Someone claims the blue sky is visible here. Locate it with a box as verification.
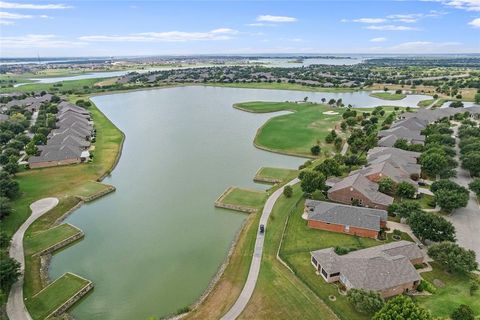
[0,0,479,57]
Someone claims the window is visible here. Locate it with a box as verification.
[345,225,350,232]
[311,256,318,266]
[321,268,328,278]
[330,272,340,277]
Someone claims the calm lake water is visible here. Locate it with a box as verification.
[48,86,431,320]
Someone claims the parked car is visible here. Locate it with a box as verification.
[418,181,426,186]
[259,224,265,233]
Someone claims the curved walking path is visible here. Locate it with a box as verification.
[221,178,299,320]
[7,197,59,320]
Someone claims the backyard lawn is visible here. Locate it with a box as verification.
[68,180,114,199]
[218,187,267,210]
[254,167,299,184]
[27,273,90,320]
[234,101,344,157]
[415,262,480,318]
[369,92,407,100]
[417,98,436,107]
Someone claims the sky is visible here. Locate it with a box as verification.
[0,0,479,57]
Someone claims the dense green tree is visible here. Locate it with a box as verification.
[0,230,10,249]
[428,242,478,274]
[0,254,21,291]
[0,196,12,219]
[469,179,480,196]
[283,185,293,198]
[314,158,342,177]
[347,289,384,314]
[372,295,432,320]
[310,145,321,156]
[378,177,396,195]
[396,182,416,199]
[461,151,480,176]
[299,170,326,194]
[0,172,20,199]
[451,304,475,320]
[3,162,19,175]
[409,211,455,242]
[434,189,469,213]
[420,152,455,178]
[450,101,464,108]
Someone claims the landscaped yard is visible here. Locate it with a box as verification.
[415,262,480,318]
[68,180,114,199]
[234,101,344,157]
[24,223,81,255]
[254,167,299,184]
[27,273,90,320]
[369,92,407,100]
[417,98,436,107]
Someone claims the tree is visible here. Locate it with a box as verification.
[431,179,463,193]
[469,178,480,196]
[283,185,293,198]
[461,151,480,176]
[434,189,469,213]
[475,93,480,104]
[451,304,475,320]
[0,172,20,199]
[310,145,321,156]
[0,230,10,249]
[3,162,19,175]
[378,177,395,195]
[0,196,12,219]
[299,170,325,194]
[25,141,38,156]
[409,211,455,242]
[393,201,423,219]
[427,242,478,274]
[314,158,342,177]
[372,295,432,320]
[0,254,21,291]
[347,289,384,314]
[450,101,464,108]
[396,182,416,199]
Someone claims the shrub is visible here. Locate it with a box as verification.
[283,186,293,198]
[310,145,321,155]
[417,279,437,293]
[451,304,475,320]
[334,246,351,255]
[347,288,384,314]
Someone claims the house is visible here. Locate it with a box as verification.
[378,126,425,146]
[305,200,387,239]
[28,144,83,168]
[310,241,424,298]
[327,173,394,209]
[351,161,418,187]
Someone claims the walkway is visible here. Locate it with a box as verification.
[220,178,299,320]
[446,123,480,264]
[7,197,59,320]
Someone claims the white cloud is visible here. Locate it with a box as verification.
[371,41,464,53]
[0,19,12,24]
[0,11,33,19]
[246,22,275,27]
[433,0,480,11]
[468,17,480,27]
[0,1,71,9]
[365,24,417,30]
[256,15,297,22]
[79,28,239,42]
[370,37,387,42]
[0,34,86,48]
[353,18,387,23]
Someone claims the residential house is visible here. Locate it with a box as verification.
[310,240,424,298]
[305,200,387,239]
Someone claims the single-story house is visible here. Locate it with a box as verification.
[305,200,387,239]
[352,161,418,187]
[310,240,424,298]
[28,144,83,169]
[327,173,394,210]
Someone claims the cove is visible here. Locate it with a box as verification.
[48,86,431,320]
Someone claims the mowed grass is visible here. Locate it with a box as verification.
[417,98,436,107]
[415,262,480,317]
[27,273,90,320]
[279,192,414,320]
[369,92,407,100]
[254,167,299,183]
[208,82,357,93]
[24,223,81,256]
[220,187,267,209]
[0,78,108,94]
[240,184,338,319]
[68,180,113,199]
[234,101,344,157]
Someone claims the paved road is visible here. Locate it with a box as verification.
[221,178,300,320]
[7,197,59,320]
[446,124,480,264]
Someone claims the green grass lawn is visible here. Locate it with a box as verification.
[234,101,344,157]
[24,224,81,256]
[208,82,358,93]
[68,180,113,199]
[219,187,267,209]
[416,194,436,209]
[254,167,299,183]
[417,99,436,107]
[415,262,480,318]
[27,273,90,320]
[369,92,407,100]
[0,78,108,94]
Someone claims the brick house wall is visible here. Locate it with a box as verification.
[29,158,81,169]
[328,187,389,210]
[378,281,420,298]
[307,220,379,239]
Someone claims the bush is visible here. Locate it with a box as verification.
[347,288,384,314]
[428,242,478,274]
[417,279,437,293]
[451,304,475,320]
[310,145,321,155]
[283,185,293,198]
[334,246,351,255]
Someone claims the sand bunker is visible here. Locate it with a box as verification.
[323,111,339,115]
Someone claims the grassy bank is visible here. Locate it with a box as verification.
[207,82,358,93]
[369,92,407,100]
[234,101,344,157]
[254,167,299,184]
[417,98,436,107]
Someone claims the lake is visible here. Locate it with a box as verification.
[48,86,431,320]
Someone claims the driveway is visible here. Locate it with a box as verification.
[446,124,480,264]
[7,197,59,320]
[220,179,299,320]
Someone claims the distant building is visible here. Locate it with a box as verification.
[310,241,424,298]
